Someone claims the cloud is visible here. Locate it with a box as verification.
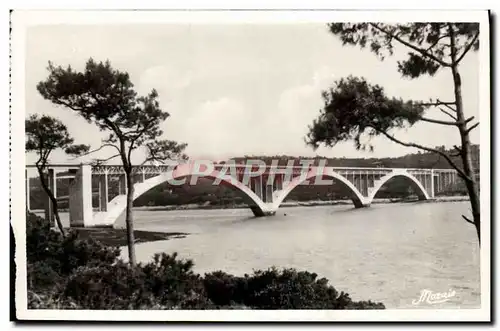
[177,97,255,158]
[270,67,337,154]
[25,24,480,163]
[136,65,193,96]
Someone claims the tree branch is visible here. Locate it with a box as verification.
[103,117,123,139]
[126,120,155,163]
[439,107,458,121]
[374,128,470,180]
[49,99,86,112]
[456,32,479,64]
[125,119,155,140]
[425,34,450,52]
[466,122,479,133]
[465,116,475,123]
[70,143,120,159]
[419,100,456,108]
[142,145,163,165]
[420,116,458,126]
[92,153,121,166]
[442,103,457,112]
[141,157,162,166]
[462,214,475,225]
[369,23,452,67]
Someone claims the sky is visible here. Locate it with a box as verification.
[25,23,480,164]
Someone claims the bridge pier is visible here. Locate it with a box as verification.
[357,201,371,208]
[250,205,276,217]
[430,169,435,198]
[264,184,273,203]
[98,172,108,212]
[69,164,93,227]
[118,174,127,195]
[253,176,263,201]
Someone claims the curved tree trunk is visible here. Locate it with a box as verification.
[36,167,65,236]
[449,27,480,244]
[452,75,481,244]
[124,171,137,266]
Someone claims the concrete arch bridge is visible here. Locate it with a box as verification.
[26,162,459,228]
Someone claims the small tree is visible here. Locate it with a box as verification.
[37,59,187,265]
[25,114,89,235]
[306,23,481,244]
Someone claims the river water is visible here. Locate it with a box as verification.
[117,201,480,309]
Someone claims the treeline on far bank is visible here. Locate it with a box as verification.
[28,146,477,209]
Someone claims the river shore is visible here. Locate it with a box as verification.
[31,196,469,215]
[131,195,470,212]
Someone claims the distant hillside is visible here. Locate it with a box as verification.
[230,144,480,170]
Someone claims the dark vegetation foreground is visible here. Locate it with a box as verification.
[25,212,385,310]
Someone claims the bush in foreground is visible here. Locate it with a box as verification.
[26,211,120,291]
[25,212,385,310]
[203,269,385,309]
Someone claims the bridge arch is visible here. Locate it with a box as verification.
[272,168,368,209]
[99,163,272,228]
[367,170,430,203]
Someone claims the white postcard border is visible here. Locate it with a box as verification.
[10,9,491,321]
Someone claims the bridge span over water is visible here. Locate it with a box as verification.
[26,162,459,228]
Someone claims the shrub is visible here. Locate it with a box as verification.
[26,211,120,296]
[203,271,244,306]
[27,261,63,291]
[61,261,154,309]
[203,268,385,309]
[28,290,81,309]
[56,231,120,274]
[141,253,209,309]
[26,211,60,264]
[243,268,349,309]
[26,212,120,277]
[60,253,213,310]
[346,300,386,309]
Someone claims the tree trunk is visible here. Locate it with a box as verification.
[449,28,480,244]
[453,75,481,244]
[124,171,137,266]
[36,167,65,236]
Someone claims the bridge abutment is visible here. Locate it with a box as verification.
[69,164,94,227]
